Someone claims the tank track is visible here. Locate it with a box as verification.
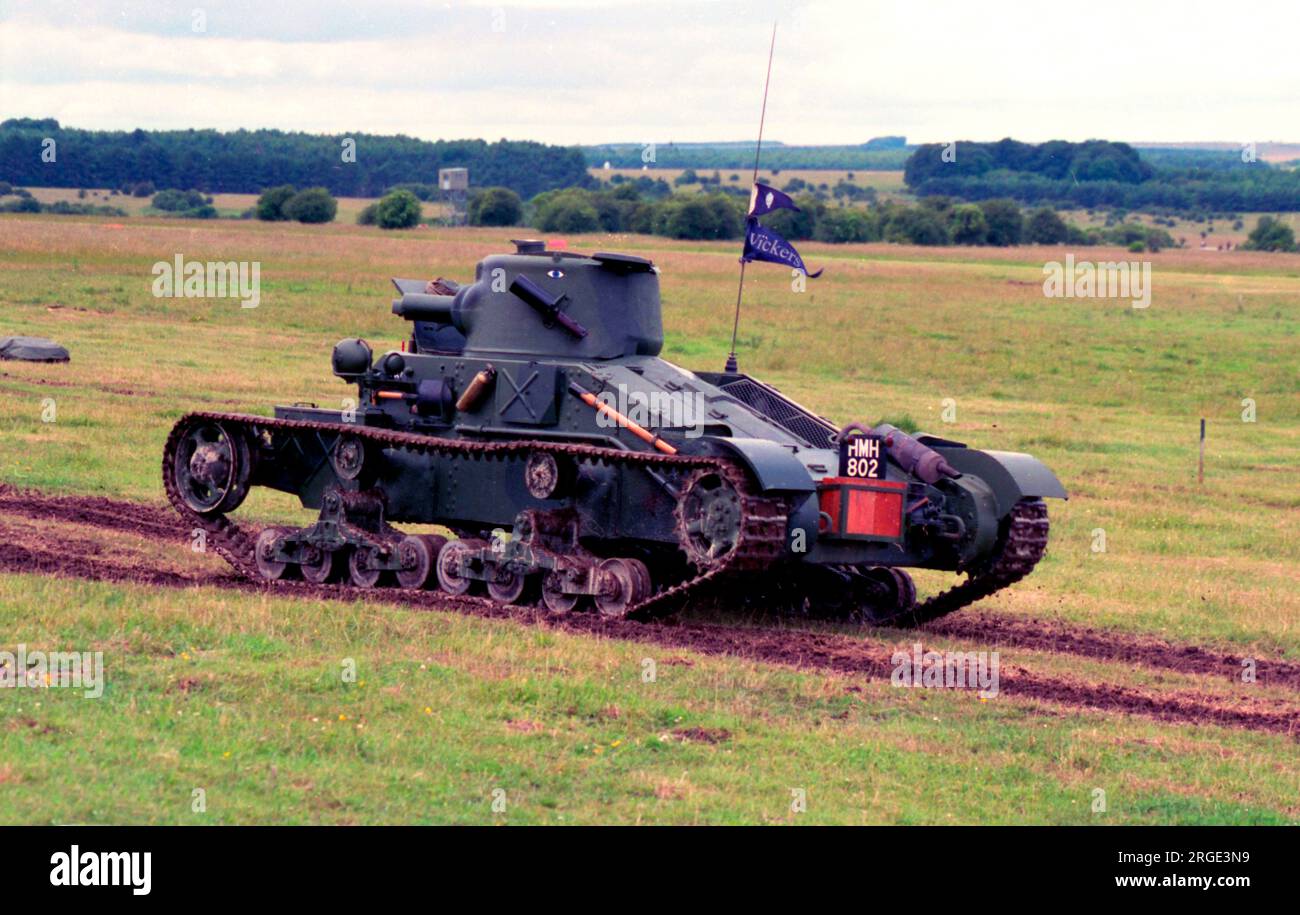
[887,497,1050,627]
[162,411,789,619]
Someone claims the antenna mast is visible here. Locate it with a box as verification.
[725,21,777,375]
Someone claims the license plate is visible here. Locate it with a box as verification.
[839,432,885,479]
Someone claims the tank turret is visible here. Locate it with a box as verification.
[391,240,663,359]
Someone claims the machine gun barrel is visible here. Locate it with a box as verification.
[392,292,456,323]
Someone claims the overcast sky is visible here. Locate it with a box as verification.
[1,0,1295,146]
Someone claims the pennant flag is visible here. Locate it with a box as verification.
[748,182,800,218]
[741,218,822,277]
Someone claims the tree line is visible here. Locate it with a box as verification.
[0,118,591,200]
[583,140,911,171]
[904,138,1300,214]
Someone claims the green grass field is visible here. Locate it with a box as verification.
[0,214,1297,824]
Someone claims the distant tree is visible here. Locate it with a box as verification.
[256,185,297,221]
[1242,215,1297,252]
[1025,207,1068,244]
[655,194,744,240]
[949,203,988,245]
[814,207,878,243]
[919,195,955,215]
[1,117,60,131]
[282,187,338,223]
[356,202,379,226]
[543,199,602,233]
[884,206,951,245]
[152,188,211,214]
[978,198,1024,246]
[674,168,700,187]
[0,196,41,213]
[131,181,156,198]
[467,187,523,226]
[375,189,422,229]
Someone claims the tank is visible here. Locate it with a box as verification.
[162,240,1066,624]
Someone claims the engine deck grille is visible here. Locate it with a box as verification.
[717,376,838,448]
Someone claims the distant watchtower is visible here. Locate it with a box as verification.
[439,167,469,225]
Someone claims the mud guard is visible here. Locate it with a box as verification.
[712,438,816,493]
[712,438,817,558]
[934,447,1067,517]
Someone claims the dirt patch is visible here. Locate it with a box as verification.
[0,486,188,544]
[171,676,207,695]
[671,727,731,744]
[0,537,236,590]
[928,612,1300,693]
[505,719,543,733]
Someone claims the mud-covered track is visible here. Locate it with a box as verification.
[2,485,1297,738]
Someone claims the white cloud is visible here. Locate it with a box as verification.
[1,0,1296,144]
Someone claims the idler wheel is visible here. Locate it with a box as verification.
[174,420,251,516]
[541,561,583,614]
[486,562,535,604]
[675,470,744,566]
[300,544,340,584]
[593,557,651,619]
[254,527,292,581]
[396,534,445,590]
[436,539,484,596]
[348,546,385,589]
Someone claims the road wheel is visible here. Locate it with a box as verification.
[436,539,482,596]
[348,546,385,589]
[396,534,445,590]
[486,562,535,604]
[254,527,291,581]
[300,544,340,584]
[593,557,650,618]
